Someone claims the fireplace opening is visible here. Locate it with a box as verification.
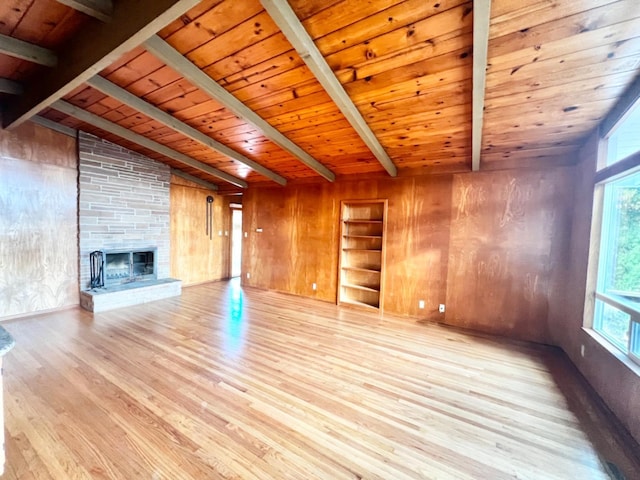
[102,248,157,286]
[132,251,155,276]
[106,253,129,281]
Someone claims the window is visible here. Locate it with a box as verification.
[591,99,640,366]
[606,102,640,166]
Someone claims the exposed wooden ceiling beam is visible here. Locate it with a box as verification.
[87,75,287,186]
[2,0,200,130]
[171,168,219,191]
[144,35,336,182]
[52,100,248,188]
[0,33,57,67]
[0,78,24,95]
[30,115,77,137]
[260,0,397,178]
[56,0,113,23]
[471,0,492,172]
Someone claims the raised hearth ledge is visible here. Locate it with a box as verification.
[0,327,15,356]
[80,279,182,313]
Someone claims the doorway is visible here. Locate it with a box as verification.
[230,206,242,278]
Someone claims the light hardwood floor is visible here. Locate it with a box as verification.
[1,280,638,479]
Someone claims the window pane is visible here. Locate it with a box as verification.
[606,101,640,166]
[631,322,640,358]
[594,300,630,351]
[597,170,640,298]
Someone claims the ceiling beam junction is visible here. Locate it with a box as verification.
[0,34,57,67]
[0,78,24,95]
[52,100,247,188]
[31,115,77,137]
[471,0,492,172]
[87,75,287,185]
[144,35,336,182]
[2,0,201,130]
[260,0,397,177]
[55,0,114,23]
[171,168,219,191]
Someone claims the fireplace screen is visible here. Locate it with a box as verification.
[105,253,130,282]
[102,249,157,285]
[132,251,155,276]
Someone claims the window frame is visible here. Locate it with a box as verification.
[585,96,640,367]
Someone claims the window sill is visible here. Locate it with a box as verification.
[582,327,640,377]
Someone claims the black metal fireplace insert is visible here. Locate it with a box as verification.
[92,248,158,287]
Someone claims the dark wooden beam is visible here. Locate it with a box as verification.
[0,78,24,95]
[171,169,219,191]
[56,0,113,22]
[144,35,336,182]
[87,75,286,185]
[30,115,77,137]
[2,0,200,130]
[472,0,491,172]
[0,34,57,67]
[52,100,248,188]
[260,0,397,177]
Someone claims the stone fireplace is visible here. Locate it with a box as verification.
[78,132,180,311]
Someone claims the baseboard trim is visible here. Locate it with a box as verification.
[0,303,79,322]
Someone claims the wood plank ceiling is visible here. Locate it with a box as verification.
[1,0,640,191]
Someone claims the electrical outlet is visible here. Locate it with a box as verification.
[439,304,445,313]
[246,272,250,279]
[312,283,317,291]
[218,230,222,236]
[418,300,425,309]
[224,231,228,236]
[244,232,248,238]
[580,344,585,357]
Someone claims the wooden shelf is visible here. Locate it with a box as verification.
[339,297,380,310]
[338,199,387,311]
[343,219,383,224]
[342,283,379,293]
[341,266,380,274]
[342,248,381,252]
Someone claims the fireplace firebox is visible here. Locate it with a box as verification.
[102,248,157,286]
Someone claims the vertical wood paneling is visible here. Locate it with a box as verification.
[0,122,78,319]
[289,184,334,299]
[383,176,453,317]
[242,176,453,320]
[0,121,76,168]
[169,175,231,285]
[243,186,298,294]
[243,168,573,342]
[445,169,574,343]
[243,184,341,302]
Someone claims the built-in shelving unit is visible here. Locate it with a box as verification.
[338,200,387,311]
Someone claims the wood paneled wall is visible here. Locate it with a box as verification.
[0,122,78,319]
[170,175,233,285]
[243,183,341,301]
[242,168,574,343]
[552,132,640,445]
[447,169,574,343]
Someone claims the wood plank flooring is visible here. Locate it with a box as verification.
[1,280,638,479]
